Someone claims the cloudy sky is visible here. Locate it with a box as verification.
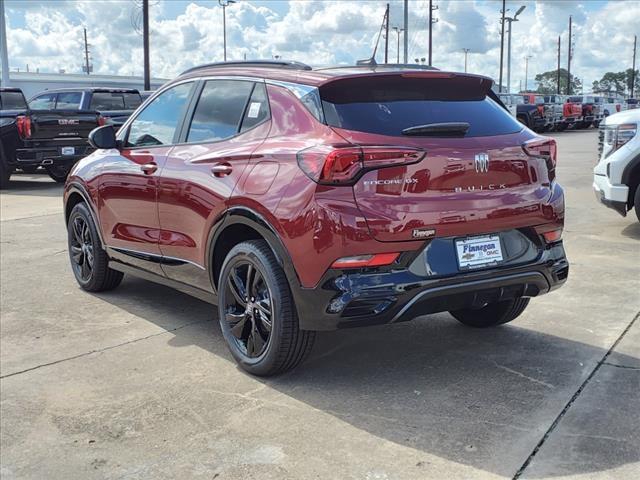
[3,0,639,92]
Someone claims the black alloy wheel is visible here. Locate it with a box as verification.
[69,215,94,283]
[223,260,273,358]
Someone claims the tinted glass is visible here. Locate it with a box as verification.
[55,92,82,110]
[240,83,269,132]
[123,93,142,109]
[0,91,27,109]
[187,80,253,143]
[126,83,193,147]
[322,82,522,137]
[29,93,55,110]
[91,92,125,110]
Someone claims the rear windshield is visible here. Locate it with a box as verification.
[0,91,27,110]
[90,92,142,110]
[320,76,522,137]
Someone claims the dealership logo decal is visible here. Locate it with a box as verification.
[412,228,436,239]
[474,153,490,173]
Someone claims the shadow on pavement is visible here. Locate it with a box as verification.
[1,174,63,197]
[621,221,640,240]
[95,276,640,478]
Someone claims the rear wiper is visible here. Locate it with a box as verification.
[401,122,470,136]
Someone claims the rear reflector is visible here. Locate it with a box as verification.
[542,229,562,243]
[331,252,400,269]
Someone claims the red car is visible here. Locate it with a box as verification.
[63,61,568,375]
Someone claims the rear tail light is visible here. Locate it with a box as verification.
[523,137,557,182]
[537,105,544,116]
[331,252,400,269]
[97,115,107,126]
[297,145,425,185]
[16,115,31,139]
[616,104,621,113]
[534,226,563,244]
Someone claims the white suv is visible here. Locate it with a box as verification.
[593,109,640,222]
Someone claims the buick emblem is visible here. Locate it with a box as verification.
[474,153,490,173]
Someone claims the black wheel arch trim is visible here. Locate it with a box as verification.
[621,152,640,191]
[206,206,301,295]
[65,182,105,247]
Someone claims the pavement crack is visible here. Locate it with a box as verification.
[512,310,639,480]
[601,362,640,371]
[0,319,207,380]
[493,362,555,389]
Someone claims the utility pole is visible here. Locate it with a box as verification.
[403,0,408,64]
[392,27,404,64]
[505,6,526,94]
[142,0,150,90]
[499,0,506,93]
[557,35,561,94]
[567,15,572,96]
[1,0,10,87]
[524,55,532,92]
[462,48,470,73]
[632,34,637,98]
[83,28,91,75]
[384,3,389,64]
[219,0,236,62]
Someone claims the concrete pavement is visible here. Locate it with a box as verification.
[1,129,638,479]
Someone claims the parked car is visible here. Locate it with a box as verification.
[594,109,640,221]
[567,95,601,128]
[624,98,638,110]
[0,87,28,187]
[63,60,568,375]
[497,93,522,117]
[15,88,143,182]
[542,94,565,131]
[562,95,583,129]
[595,96,623,118]
[514,94,546,132]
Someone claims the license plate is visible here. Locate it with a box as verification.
[455,235,503,270]
[61,147,75,156]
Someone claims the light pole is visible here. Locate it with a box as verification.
[462,48,470,73]
[392,26,404,64]
[219,0,236,62]
[505,5,526,93]
[524,55,532,92]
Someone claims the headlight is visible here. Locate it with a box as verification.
[604,123,637,158]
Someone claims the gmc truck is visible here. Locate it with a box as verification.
[1,88,28,187]
[15,88,143,182]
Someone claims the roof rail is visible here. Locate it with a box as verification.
[180,60,312,76]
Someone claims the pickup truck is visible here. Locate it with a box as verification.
[595,96,623,118]
[594,108,640,221]
[568,95,602,128]
[497,93,522,117]
[0,88,28,188]
[15,88,143,183]
[513,94,546,132]
[542,94,565,131]
[562,96,583,129]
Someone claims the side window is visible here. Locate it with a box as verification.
[186,80,253,143]
[240,83,270,132]
[29,93,55,110]
[55,92,82,110]
[126,83,193,148]
[91,92,125,110]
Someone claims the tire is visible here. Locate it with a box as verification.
[634,185,640,223]
[45,164,71,183]
[450,298,530,328]
[0,143,12,189]
[67,203,123,292]
[20,165,39,174]
[218,240,315,376]
[517,115,529,128]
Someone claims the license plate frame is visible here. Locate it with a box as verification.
[455,234,504,270]
[61,146,75,156]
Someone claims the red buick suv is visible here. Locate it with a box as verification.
[63,61,568,375]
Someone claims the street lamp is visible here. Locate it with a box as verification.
[219,0,236,62]
[462,48,470,73]
[524,54,532,92]
[505,5,526,93]
[392,26,404,64]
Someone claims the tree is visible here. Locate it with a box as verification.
[592,69,639,96]
[534,68,581,95]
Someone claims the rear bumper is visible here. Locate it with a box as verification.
[293,236,568,331]
[16,142,93,166]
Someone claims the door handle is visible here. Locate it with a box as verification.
[211,163,233,177]
[141,162,158,175]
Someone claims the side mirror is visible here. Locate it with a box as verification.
[88,125,118,149]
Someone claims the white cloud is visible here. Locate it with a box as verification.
[4,0,639,93]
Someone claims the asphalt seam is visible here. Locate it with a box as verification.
[0,319,207,380]
[512,310,639,479]
[0,212,62,223]
[601,362,640,371]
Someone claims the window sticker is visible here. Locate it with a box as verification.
[247,102,261,118]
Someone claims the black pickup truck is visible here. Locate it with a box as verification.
[15,88,143,182]
[1,88,28,188]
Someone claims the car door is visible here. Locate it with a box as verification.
[157,79,271,289]
[98,82,196,275]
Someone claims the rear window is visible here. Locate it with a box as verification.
[320,76,522,137]
[55,92,81,110]
[90,92,142,111]
[0,91,27,110]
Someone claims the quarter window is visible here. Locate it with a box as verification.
[126,83,193,148]
[240,83,270,132]
[186,80,254,143]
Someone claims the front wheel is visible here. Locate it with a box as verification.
[450,298,530,328]
[634,186,640,223]
[45,164,71,183]
[218,240,315,376]
[67,203,123,291]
